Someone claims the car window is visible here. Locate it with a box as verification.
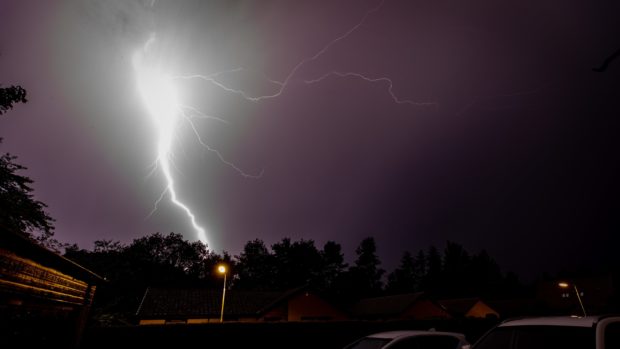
[474,327,514,349]
[513,326,594,349]
[475,327,515,349]
[605,322,620,349]
[345,338,392,349]
[474,325,596,349]
[389,335,460,349]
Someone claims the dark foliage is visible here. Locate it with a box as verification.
[65,233,532,324]
[233,237,348,293]
[81,318,499,349]
[0,151,55,240]
[272,238,323,289]
[387,241,525,299]
[592,47,620,72]
[386,251,417,294]
[0,85,27,115]
[234,239,277,290]
[319,240,348,292]
[0,84,56,247]
[336,237,385,301]
[64,233,226,325]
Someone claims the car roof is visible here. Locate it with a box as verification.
[366,330,466,340]
[499,316,620,328]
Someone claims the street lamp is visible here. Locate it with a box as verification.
[558,281,587,317]
[217,264,227,323]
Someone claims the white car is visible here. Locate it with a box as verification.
[343,330,470,349]
[472,315,620,349]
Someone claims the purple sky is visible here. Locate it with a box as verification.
[1,0,618,277]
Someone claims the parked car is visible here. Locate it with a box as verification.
[472,315,620,349]
[343,330,470,349]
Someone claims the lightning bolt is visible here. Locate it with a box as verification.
[173,0,433,108]
[136,0,435,249]
[304,72,437,107]
[133,35,212,246]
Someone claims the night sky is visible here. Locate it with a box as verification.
[1,0,618,278]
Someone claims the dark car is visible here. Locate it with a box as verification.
[472,315,620,349]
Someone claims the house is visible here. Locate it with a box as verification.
[136,286,348,324]
[438,298,499,319]
[350,292,451,320]
[261,287,349,321]
[0,230,104,347]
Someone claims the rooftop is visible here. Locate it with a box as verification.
[438,298,481,315]
[137,288,283,318]
[0,229,103,283]
[351,292,425,317]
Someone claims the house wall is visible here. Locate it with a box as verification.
[287,292,348,321]
[402,300,451,320]
[141,317,251,325]
[238,317,260,322]
[465,301,499,318]
[187,318,210,324]
[262,303,287,321]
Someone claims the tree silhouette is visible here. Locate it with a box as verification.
[234,239,276,290]
[422,245,443,293]
[386,251,417,294]
[412,249,427,288]
[468,249,503,296]
[392,242,525,298]
[442,241,471,295]
[0,85,27,115]
[64,232,223,325]
[593,47,620,72]
[272,238,322,289]
[1,84,55,245]
[62,232,531,324]
[0,151,55,241]
[343,237,385,299]
[124,232,219,285]
[319,241,348,292]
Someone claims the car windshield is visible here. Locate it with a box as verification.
[474,325,595,349]
[345,337,392,349]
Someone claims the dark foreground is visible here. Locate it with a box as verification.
[81,319,498,349]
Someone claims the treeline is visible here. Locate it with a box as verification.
[65,232,523,324]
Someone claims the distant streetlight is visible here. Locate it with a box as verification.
[217,264,227,323]
[558,281,587,317]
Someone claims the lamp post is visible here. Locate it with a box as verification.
[558,281,587,317]
[217,264,227,323]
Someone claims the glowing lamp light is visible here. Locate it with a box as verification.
[217,263,228,323]
[557,281,587,317]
